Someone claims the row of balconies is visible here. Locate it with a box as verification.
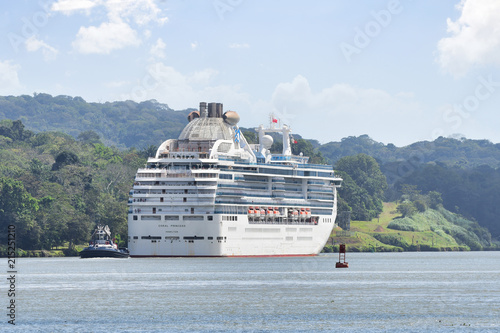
[214,200,333,208]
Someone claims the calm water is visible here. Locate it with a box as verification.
[4,252,500,332]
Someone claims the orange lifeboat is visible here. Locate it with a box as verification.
[267,207,274,219]
[273,207,279,216]
[248,206,254,218]
[254,206,261,219]
[299,208,306,220]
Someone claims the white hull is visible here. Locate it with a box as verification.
[128,214,335,257]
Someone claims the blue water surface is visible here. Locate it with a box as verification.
[4,252,500,332]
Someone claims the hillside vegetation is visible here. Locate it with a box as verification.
[325,202,495,252]
[1,94,500,252]
[0,119,146,256]
[0,94,190,149]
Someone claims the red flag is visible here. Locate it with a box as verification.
[272,118,278,123]
[294,140,298,144]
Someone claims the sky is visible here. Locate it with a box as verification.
[1,0,500,146]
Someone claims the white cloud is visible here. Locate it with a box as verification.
[0,60,22,95]
[229,43,250,49]
[189,69,219,85]
[25,36,59,61]
[437,0,500,77]
[105,0,168,26]
[191,41,198,50]
[269,75,421,144]
[72,18,141,54]
[119,63,248,110]
[56,0,168,55]
[150,38,166,59]
[52,0,168,26]
[51,0,100,15]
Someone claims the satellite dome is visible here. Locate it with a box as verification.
[261,135,273,149]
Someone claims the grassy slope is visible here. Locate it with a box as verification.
[325,203,469,252]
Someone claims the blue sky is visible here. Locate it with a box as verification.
[1,0,500,146]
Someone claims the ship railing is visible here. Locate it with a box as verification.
[215,200,333,208]
[296,163,334,170]
[307,180,326,185]
[307,195,334,201]
[307,188,334,193]
[247,218,319,225]
[218,184,268,190]
[130,209,216,215]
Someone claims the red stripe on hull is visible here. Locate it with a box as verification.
[130,254,318,258]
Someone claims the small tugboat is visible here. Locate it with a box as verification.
[80,225,129,258]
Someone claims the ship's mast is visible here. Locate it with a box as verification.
[257,114,292,156]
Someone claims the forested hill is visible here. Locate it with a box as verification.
[1,94,499,169]
[1,93,500,239]
[0,94,191,149]
[319,134,500,170]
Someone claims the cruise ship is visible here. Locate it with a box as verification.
[127,102,342,257]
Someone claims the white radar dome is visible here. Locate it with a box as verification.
[261,135,273,149]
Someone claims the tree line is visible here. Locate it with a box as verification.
[0,119,146,254]
[1,93,499,249]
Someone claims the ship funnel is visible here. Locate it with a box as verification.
[208,102,217,118]
[216,103,223,117]
[199,102,207,118]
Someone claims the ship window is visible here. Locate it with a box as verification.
[208,237,213,240]
[183,215,204,221]
[207,216,213,221]
[183,197,187,202]
[133,215,138,220]
[219,174,232,180]
[133,236,138,239]
[183,236,204,240]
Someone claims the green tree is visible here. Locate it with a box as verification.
[0,177,40,249]
[427,191,443,209]
[78,130,102,144]
[52,151,80,170]
[292,139,325,164]
[396,201,417,217]
[335,154,387,220]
